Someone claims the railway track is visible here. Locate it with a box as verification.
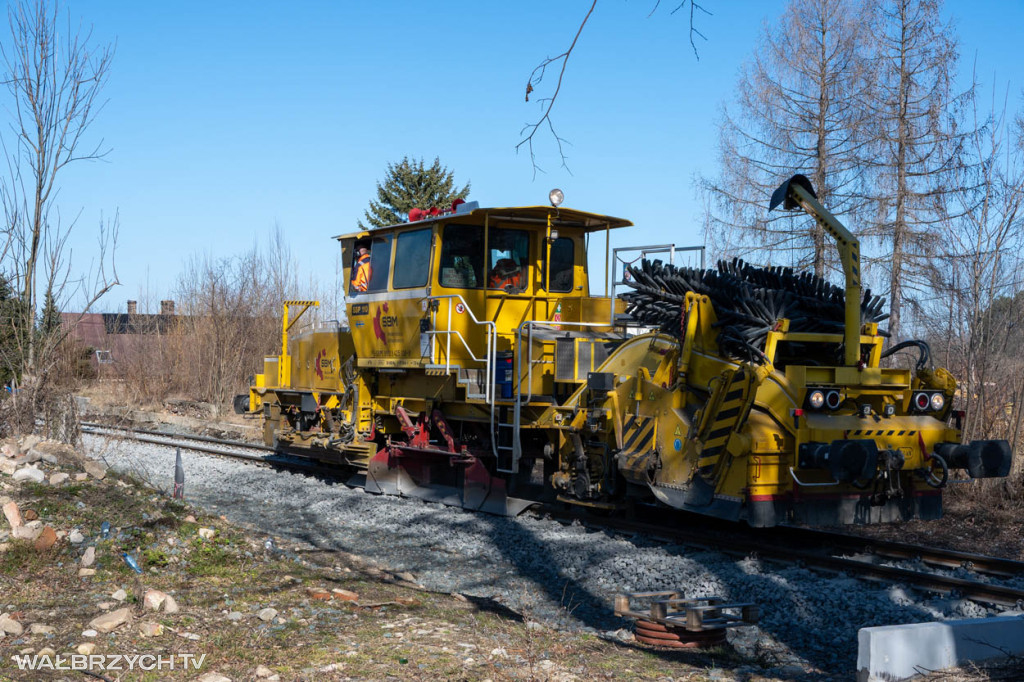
[82,419,1024,608]
[79,421,336,476]
[547,510,1024,608]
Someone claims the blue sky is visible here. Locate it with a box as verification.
[44,1,1024,312]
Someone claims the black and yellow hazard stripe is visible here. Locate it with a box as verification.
[697,368,749,477]
[620,415,656,455]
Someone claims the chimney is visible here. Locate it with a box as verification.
[127,300,137,315]
[160,300,175,315]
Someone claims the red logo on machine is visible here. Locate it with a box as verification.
[314,349,335,380]
[373,303,390,345]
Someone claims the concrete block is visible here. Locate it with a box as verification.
[858,615,1024,681]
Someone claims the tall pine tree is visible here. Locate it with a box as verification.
[359,157,470,229]
[38,289,61,338]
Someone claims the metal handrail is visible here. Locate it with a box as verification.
[508,318,624,473]
[427,294,499,460]
[428,294,497,404]
[611,244,705,323]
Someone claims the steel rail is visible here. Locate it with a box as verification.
[771,525,1024,579]
[79,422,336,478]
[541,510,1024,608]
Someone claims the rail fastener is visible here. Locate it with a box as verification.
[614,591,758,648]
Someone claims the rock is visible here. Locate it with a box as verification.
[255,665,274,678]
[257,608,278,622]
[20,435,41,451]
[111,589,127,602]
[0,615,24,636]
[88,608,130,633]
[82,461,106,480]
[331,588,359,602]
[184,515,196,523]
[81,546,96,567]
[38,646,56,657]
[1,442,17,458]
[76,642,96,655]
[396,571,416,582]
[143,589,167,611]
[179,632,200,640]
[68,529,85,544]
[97,602,114,610]
[163,594,179,614]
[198,527,215,539]
[18,450,42,464]
[13,467,45,484]
[33,442,76,462]
[78,568,96,577]
[33,526,57,551]
[0,459,15,476]
[74,473,88,482]
[81,629,98,638]
[13,523,42,541]
[227,611,243,621]
[306,587,332,601]
[2,501,22,529]
[49,473,69,486]
[138,622,164,637]
[452,593,468,602]
[28,623,54,635]
[196,674,231,682]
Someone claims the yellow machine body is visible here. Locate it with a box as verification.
[240,184,1011,524]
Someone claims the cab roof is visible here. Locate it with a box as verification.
[333,205,633,241]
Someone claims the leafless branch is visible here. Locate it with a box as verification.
[518,1,710,175]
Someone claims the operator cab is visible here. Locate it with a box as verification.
[333,197,632,373]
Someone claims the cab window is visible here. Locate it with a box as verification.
[439,224,483,288]
[366,235,392,293]
[547,237,574,292]
[393,228,432,289]
[487,228,529,291]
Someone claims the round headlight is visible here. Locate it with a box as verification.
[549,188,564,207]
[808,390,825,409]
[913,392,930,411]
[825,390,842,410]
[930,393,945,411]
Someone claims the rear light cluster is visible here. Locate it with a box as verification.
[911,391,945,413]
[806,389,843,411]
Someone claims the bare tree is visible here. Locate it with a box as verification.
[924,83,1024,478]
[861,0,971,344]
[0,0,116,439]
[0,0,114,373]
[702,0,873,277]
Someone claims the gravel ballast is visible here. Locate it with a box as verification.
[84,435,1011,674]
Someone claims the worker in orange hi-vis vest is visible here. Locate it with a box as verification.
[488,259,522,290]
[351,247,371,292]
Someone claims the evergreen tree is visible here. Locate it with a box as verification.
[0,274,27,387]
[38,289,61,338]
[359,157,470,229]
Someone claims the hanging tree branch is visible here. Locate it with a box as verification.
[518,1,710,176]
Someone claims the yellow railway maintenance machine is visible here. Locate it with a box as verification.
[239,178,1011,525]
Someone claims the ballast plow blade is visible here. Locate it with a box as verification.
[365,449,535,517]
